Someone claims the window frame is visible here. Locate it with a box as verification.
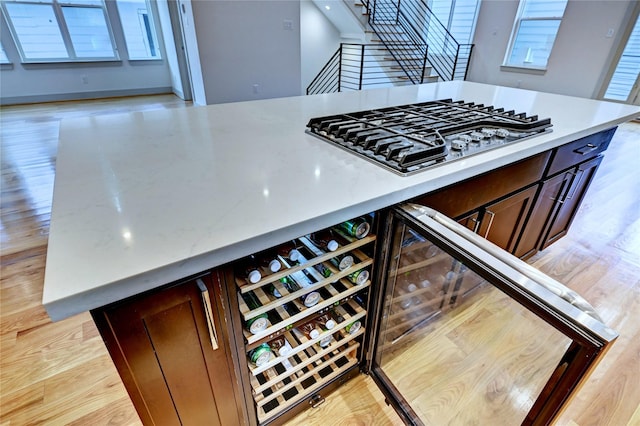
[502,0,568,72]
[114,0,162,61]
[0,0,120,64]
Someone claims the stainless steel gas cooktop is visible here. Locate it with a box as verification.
[306,99,553,176]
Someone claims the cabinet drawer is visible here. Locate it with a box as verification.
[547,127,616,176]
[412,152,550,218]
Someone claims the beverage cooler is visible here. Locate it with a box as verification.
[228,205,617,425]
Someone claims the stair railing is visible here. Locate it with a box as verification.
[368,0,474,81]
[369,0,427,84]
[307,43,418,95]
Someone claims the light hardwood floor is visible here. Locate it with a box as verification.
[1,95,638,425]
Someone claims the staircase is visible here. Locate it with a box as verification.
[306,0,474,95]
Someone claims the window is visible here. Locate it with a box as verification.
[504,0,568,69]
[115,0,161,60]
[429,0,480,45]
[604,15,640,102]
[1,0,118,62]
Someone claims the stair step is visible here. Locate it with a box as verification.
[385,56,423,61]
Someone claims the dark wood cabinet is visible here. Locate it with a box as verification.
[514,172,573,259]
[539,155,603,249]
[92,272,247,426]
[415,127,616,259]
[456,185,538,253]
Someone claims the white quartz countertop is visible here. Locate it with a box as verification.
[43,81,640,320]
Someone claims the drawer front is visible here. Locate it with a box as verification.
[547,127,616,176]
[412,152,551,218]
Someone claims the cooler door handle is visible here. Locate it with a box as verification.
[197,279,219,350]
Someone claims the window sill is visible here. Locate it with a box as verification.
[0,63,13,70]
[20,58,122,65]
[500,65,547,75]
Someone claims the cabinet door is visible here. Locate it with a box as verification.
[477,185,539,254]
[93,273,245,426]
[540,156,603,249]
[514,172,573,259]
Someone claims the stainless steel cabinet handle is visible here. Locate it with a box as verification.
[573,143,599,155]
[467,216,481,234]
[565,169,585,200]
[197,279,219,350]
[483,209,496,239]
[550,170,578,204]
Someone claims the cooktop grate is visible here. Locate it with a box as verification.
[306,99,552,176]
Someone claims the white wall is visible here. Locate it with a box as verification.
[467,0,634,99]
[301,0,343,93]
[0,2,173,105]
[190,0,301,104]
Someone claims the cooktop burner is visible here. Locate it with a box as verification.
[305,99,552,176]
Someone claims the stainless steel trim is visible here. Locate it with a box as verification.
[399,203,618,342]
[197,278,220,350]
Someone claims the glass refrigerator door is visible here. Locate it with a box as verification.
[369,204,618,426]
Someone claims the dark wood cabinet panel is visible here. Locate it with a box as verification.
[514,172,573,259]
[92,273,246,426]
[546,128,615,176]
[481,185,539,253]
[412,152,550,218]
[540,156,603,249]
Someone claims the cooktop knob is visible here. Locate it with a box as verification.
[481,128,496,137]
[451,140,468,150]
[496,128,510,138]
[469,131,484,141]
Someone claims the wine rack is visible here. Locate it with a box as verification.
[233,217,375,424]
[381,229,486,348]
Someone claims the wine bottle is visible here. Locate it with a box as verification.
[268,336,293,357]
[248,343,273,366]
[337,216,371,239]
[238,255,262,284]
[345,320,361,335]
[314,312,336,330]
[308,229,339,252]
[277,240,301,263]
[347,269,369,285]
[242,292,269,334]
[330,253,354,271]
[258,249,281,273]
[298,321,320,339]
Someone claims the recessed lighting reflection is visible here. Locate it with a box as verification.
[325,5,331,10]
[263,188,270,197]
[123,230,132,240]
[315,167,321,178]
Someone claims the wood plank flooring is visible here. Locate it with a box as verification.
[1,95,638,425]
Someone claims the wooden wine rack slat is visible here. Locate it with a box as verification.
[395,252,450,275]
[255,352,359,423]
[236,234,376,293]
[241,278,370,345]
[247,300,366,376]
[253,341,360,405]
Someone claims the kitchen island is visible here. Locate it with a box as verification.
[42,82,640,425]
